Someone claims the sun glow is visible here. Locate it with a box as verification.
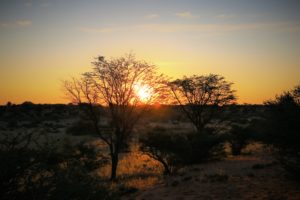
[134,82,153,102]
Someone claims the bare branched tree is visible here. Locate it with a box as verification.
[169,74,236,133]
[63,53,167,180]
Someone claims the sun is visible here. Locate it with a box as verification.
[134,82,153,102]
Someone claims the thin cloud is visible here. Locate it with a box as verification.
[25,1,32,7]
[1,20,32,28]
[24,1,50,8]
[216,14,236,19]
[138,23,258,32]
[16,20,32,27]
[1,23,8,27]
[79,27,113,33]
[145,14,159,19]
[78,22,300,34]
[40,2,50,8]
[176,11,198,19]
[137,22,300,33]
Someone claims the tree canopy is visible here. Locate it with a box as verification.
[169,74,236,132]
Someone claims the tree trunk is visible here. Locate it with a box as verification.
[110,152,119,181]
[161,159,171,175]
[231,143,242,156]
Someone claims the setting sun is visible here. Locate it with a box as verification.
[134,82,153,102]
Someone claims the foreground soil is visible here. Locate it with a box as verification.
[123,152,300,200]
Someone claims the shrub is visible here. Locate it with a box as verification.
[0,132,114,200]
[264,85,300,178]
[181,128,225,164]
[139,127,185,175]
[66,120,97,136]
[226,123,253,155]
[139,126,225,175]
[204,171,229,182]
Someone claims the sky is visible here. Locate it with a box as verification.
[0,0,300,104]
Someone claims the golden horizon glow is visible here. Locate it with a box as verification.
[0,1,299,105]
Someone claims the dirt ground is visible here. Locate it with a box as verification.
[122,149,300,200]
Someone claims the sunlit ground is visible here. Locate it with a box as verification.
[97,144,163,190]
[96,142,267,191]
[122,143,300,200]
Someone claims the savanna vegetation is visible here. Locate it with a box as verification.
[1,54,299,199]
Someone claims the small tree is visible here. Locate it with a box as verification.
[169,74,236,133]
[167,74,235,162]
[64,54,166,180]
[139,127,186,175]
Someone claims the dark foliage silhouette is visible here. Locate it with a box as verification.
[166,74,235,161]
[169,74,236,133]
[140,126,225,175]
[0,131,114,200]
[139,126,185,175]
[226,123,254,155]
[265,84,300,178]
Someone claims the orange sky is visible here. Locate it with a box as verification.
[1,0,300,105]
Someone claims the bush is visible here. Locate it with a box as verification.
[139,126,225,175]
[264,85,300,178]
[0,132,114,200]
[66,120,97,136]
[182,128,225,164]
[204,171,229,182]
[226,123,253,155]
[139,127,186,175]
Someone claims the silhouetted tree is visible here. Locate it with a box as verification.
[169,74,236,133]
[292,84,300,103]
[265,84,300,177]
[6,101,12,107]
[63,54,167,180]
[166,74,235,162]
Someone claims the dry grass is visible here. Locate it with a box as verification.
[98,144,163,190]
[123,145,300,200]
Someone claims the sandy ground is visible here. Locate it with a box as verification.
[122,152,300,200]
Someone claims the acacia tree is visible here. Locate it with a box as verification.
[169,74,236,133]
[64,54,167,180]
